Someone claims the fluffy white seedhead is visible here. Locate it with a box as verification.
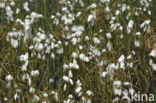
[106,33,112,39]
[75,87,82,94]
[63,76,70,82]
[101,72,108,78]
[33,95,40,102]
[68,70,73,78]
[86,90,94,96]
[10,39,18,48]
[5,75,13,82]
[0,2,5,8]
[29,87,35,93]
[87,4,97,9]
[134,40,140,47]
[127,20,134,29]
[23,2,29,12]
[20,53,29,62]
[31,70,39,76]
[151,63,156,71]
[114,88,122,96]
[149,50,156,57]
[118,55,125,62]
[76,80,82,86]
[113,81,122,88]
[93,37,100,44]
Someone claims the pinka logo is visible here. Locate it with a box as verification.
[121,91,155,102]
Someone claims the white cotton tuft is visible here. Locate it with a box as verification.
[118,55,125,62]
[93,37,100,44]
[63,76,70,82]
[20,53,29,62]
[127,20,134,29]
[106,33,112,39]
[68,70,73,78]
[101,72,107,78]
[86,90,94,96]
[87,15,94,22]
[134,40,140,47]
[10,39,18,48]
[151,63,156,71]
[29,87,35,93]
[114,88,122,96]
[113,81,122,88]
[75,87,82,94]
[149,50,156,57]
[23,2,29,12]
[31,70,39,76]
[5,75,13,82]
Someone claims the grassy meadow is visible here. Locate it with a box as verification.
[0,0,156,103]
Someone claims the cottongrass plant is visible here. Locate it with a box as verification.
[0,0,156,103]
